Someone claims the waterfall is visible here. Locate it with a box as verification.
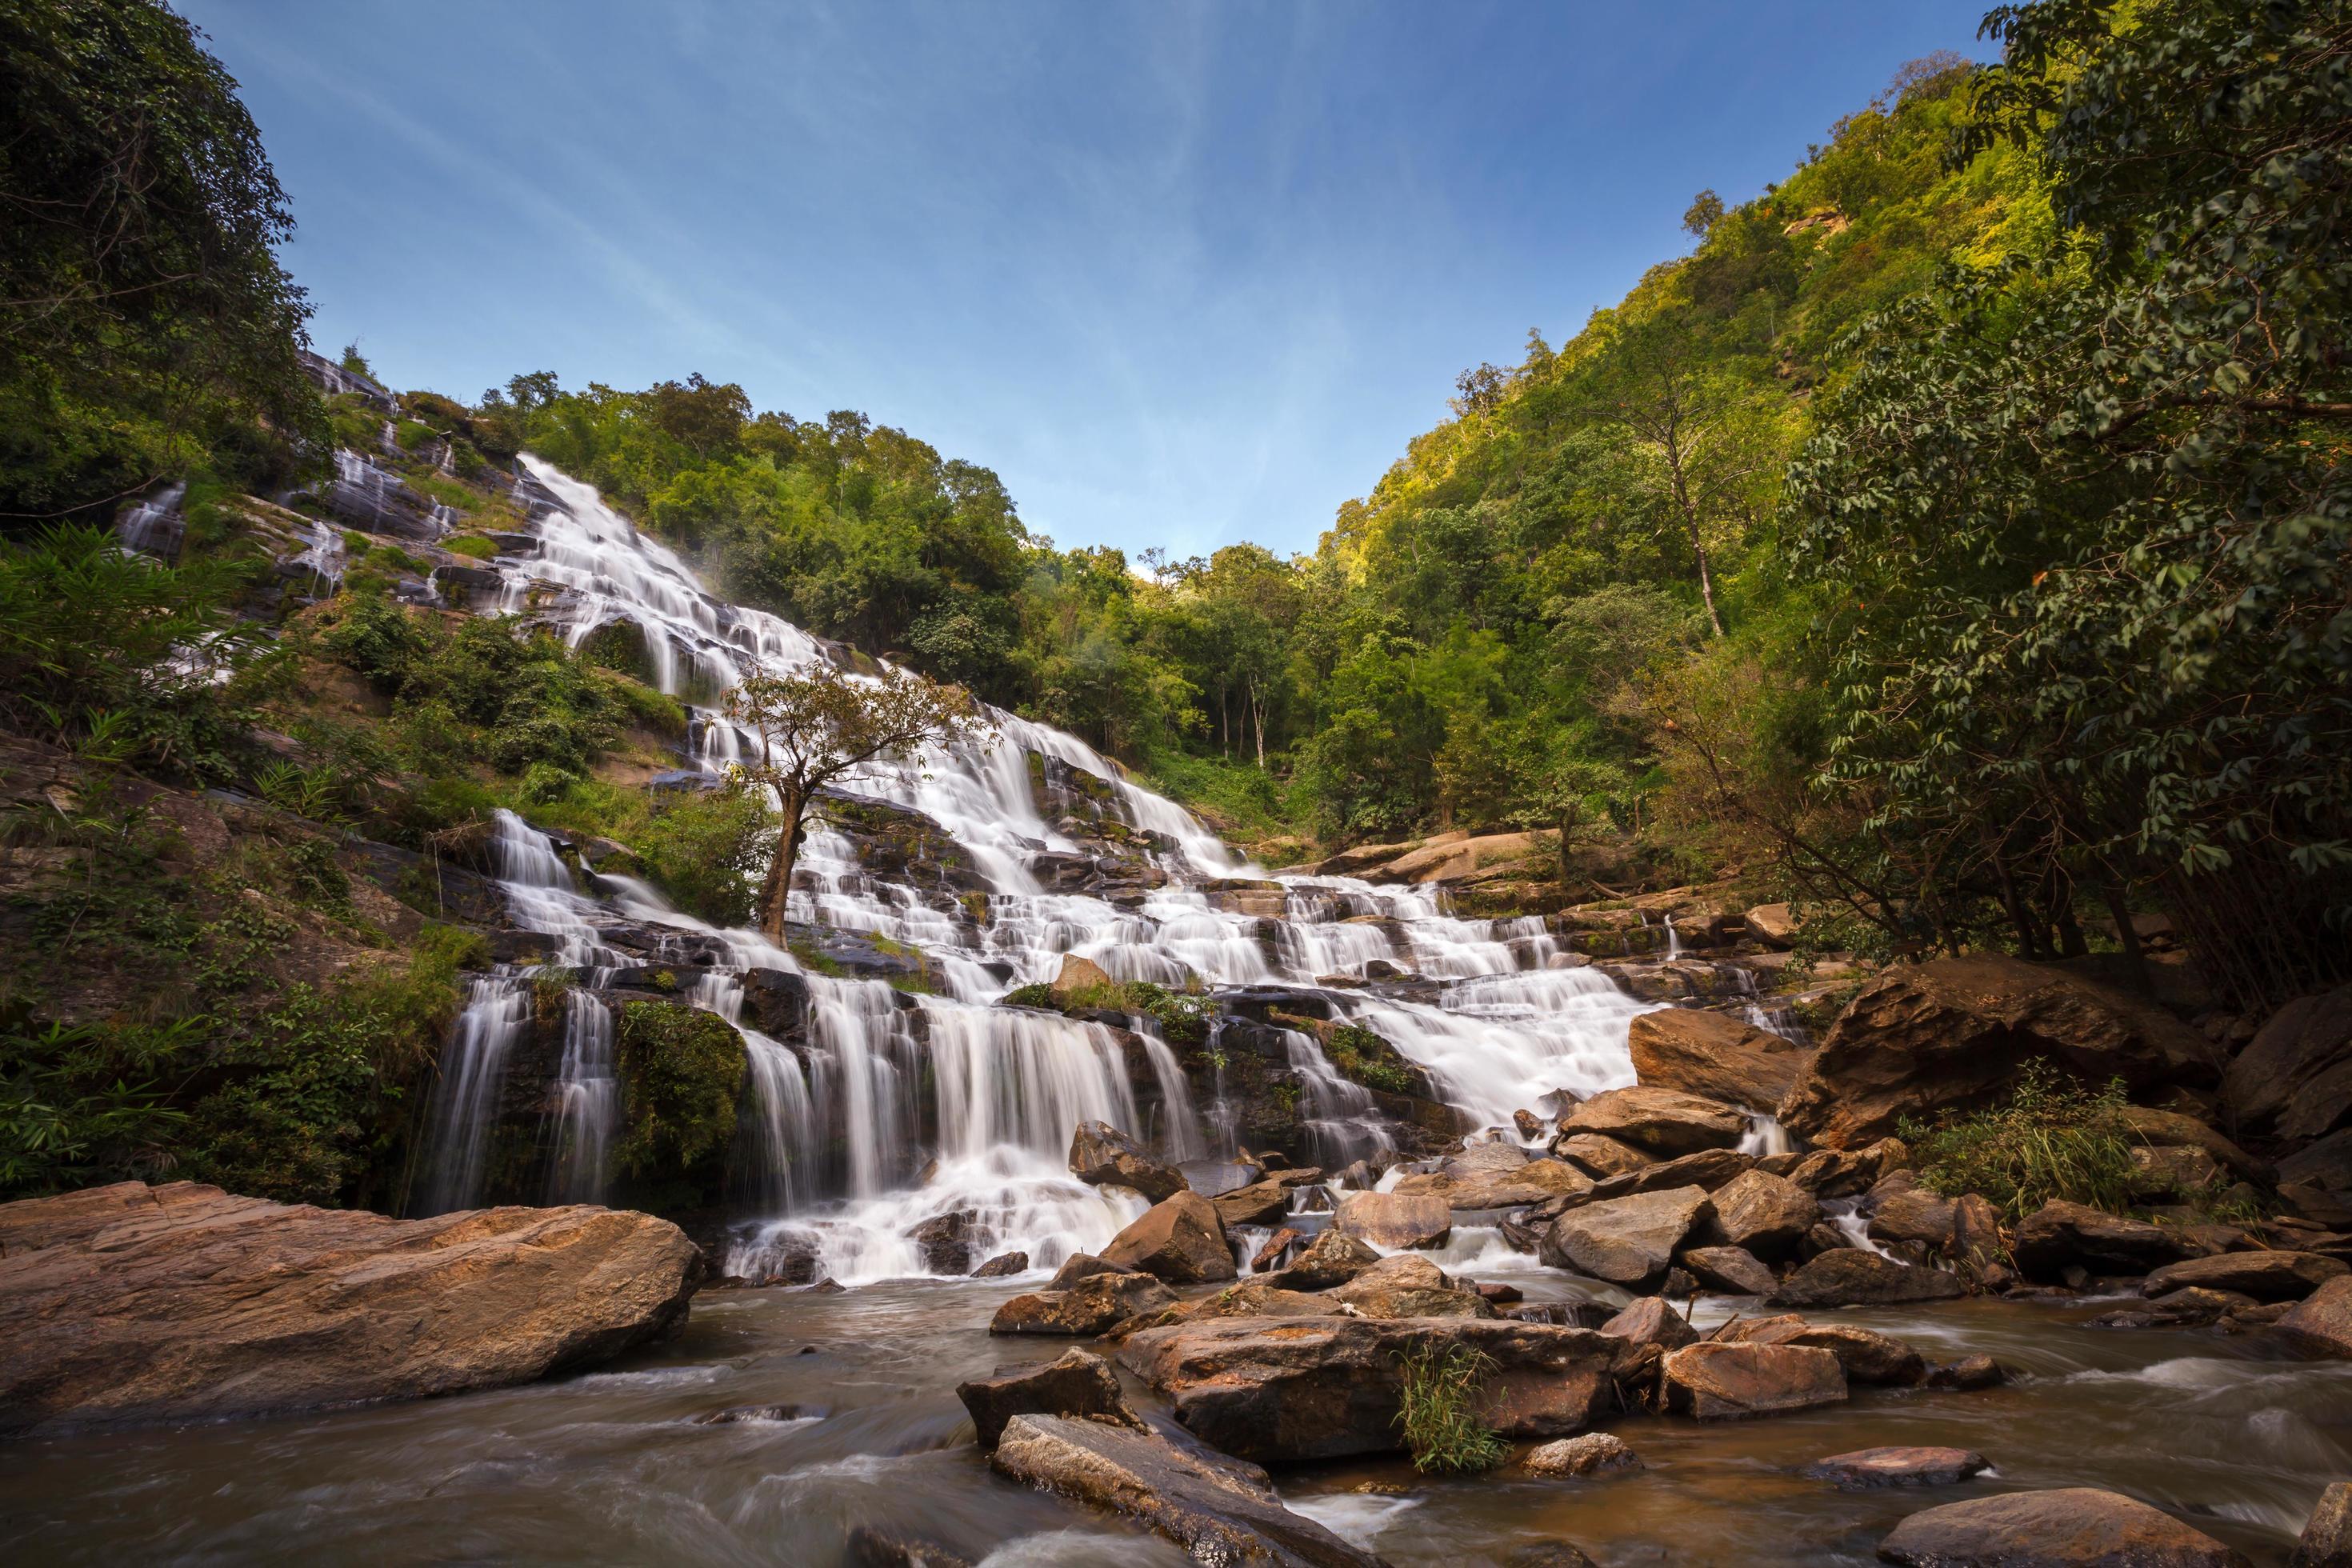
[544,991,617,1204]
[115,482,187,561]
[1281,1028,1394,1169]
[418,976,532,1214]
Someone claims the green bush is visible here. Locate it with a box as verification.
[442,534,498,560]
[1002,982,1057,1010]
[1394,1343,1508,1474]
[1328,1025,1413,1094]
[0,1017,194,1198]
[614,1002,746,1179]
[636,786,770,927]
[1902,1061,2138,1222]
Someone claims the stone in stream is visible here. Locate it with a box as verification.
[2142,1250,2349,1302]
[1115,1316,1642,1462]
[2011,1199,2198,1282]
[1506,1546,1601,1568]
[1262,1228,1382,1290]
[2296,1482,2352,1568]
[1923,1354,2006,1390]
[1554,1132,1656,1179]
[1556,1086,1748,1157]
[970,1250,1029,1278]
[1523,1431,1643,1477]
[2275,1274,2352,1358]
[844,1524,975,1568]
[1714,1315,1926,1386]
[1588,1147,1754,1200]
[1334,1190,1454,1250]
[1538,1185,1714,1290]
[1876,1487,2250,1567]
[1514,1109,1546,1139]
[1769,1249,1966,1307]
[1068,1120,1188,1204]
[906,1210,977,1274]
[0,1181,698,1437]
[1629,1006,1817,1111]
[1659,1342,1847,1420]
[1327,1254,1495,1319]
[1599,1295,1699,1351]
[1680,1245,1780,1297]
[1785,1144,1896,1199]
[1119,1281,1348,1336]
[1698,1170,1822,1260]
[1866,1176,1958,1252]
[954,1348,1146,1449]
[694,1402,826,1424]
[990,1414,1390,1568]
[988,1269,1177,1335]
[1212,1174,1319,1227]
[1101,1191,1238,1283]
[1252,1226,1310,1273]
[1047,1252,1124,1289]
[1804,1446,1989,1488]
[1776,954,2218,1150]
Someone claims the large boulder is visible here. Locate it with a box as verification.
[2225,986,2352,1144]
[1523,1431,1642,1478]
[2011,1200,2195,1282]
[2275,1274,2352,1358]
[955,1349,1146,1449]
[1102,1191,1238,1284]
[1629,1008,1816,1111]
[1050,954,1116,996]
[1876,1488,2250,1567]
[1745,903,1801,949]
[1769,1250,1965,1307]
[2297,1482,2352,1568]
[1554,1133,1654,1179]
[1069,1121,1186,1203]
[1262,1229,1382,1291]
[1659,1342,1846,1420]
[1587,1148,1754,1201]
[2142,1251,2347,1303]
[1538,1186,1714,1290]
[1598,1295,1699,1351]
[1334,1191,1452,1250]
[1210,1171,1321,1228]
[0,1182,698,1436]
[1695,1170,1820,1261]
[2117,1106,2273,1185]
[1328,1254,1494,1319]
[1778,954,2220,1149]
[1718,1315,1926,1386]
[1115,1316,1639,1462]
[1557,1086,1747,1157]
[990,1414,1389,1568]
[989,1270,1177,1335]
[1866,1179,1958,1253]
[1393,1159,1594,1210]
[1679,1246,1779,1296]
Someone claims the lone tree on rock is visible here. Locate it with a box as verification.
[724,660,989,942]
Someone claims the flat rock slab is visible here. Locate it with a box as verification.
[992,1414,1390,1568]
[1806,1446,1988,1488]
[1117,1314,1638,1462]
[1876,1486,2250,1566]
[1662,1341,1847,1420]
[0,1180,698,1437]
[1539,1185,1714,1290]
[2142,1250,2347,1302]
[1770,1249,1965,1307]
[990,1269,1176,1335]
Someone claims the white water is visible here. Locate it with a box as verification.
[391,450,1659,1279]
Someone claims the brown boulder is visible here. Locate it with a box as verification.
[989,1270,1177,1335]
[2224,985,2352,1144]
[990,1414,1389,1568]
[1211,1174,1314,1228]
[1334,1191,1452,1250]
[2295,1482,2352,1568]
[1697,1169,1821,1261]
[2117,1106,2273,1185]
[1050,954,1116,995]
[2011,1200,2194,1282]
[1558,1086,1747,1157]
[1866,1179,1958,1252]
[2276,1274,2352,1358]
[956,1348,1146,1449]
[1806,1446,1988,1488]
[1745,903,1801,949]
[1327,1254,1494,1319]
[1262,1228,1382,1291]
[1123,1282,1348,1336]
[1679,1246,1779,1296]
[1554,1133,1655,1179]
[1393,1159,1593,1210]
[1660,1341,1846,1419]
[1588,1147,1754,1200]
[1630,1007,1816,1111]
[1924,1354,2006,1390]
[1876,1487,2250,1567]
[1598,1294,1699,1350]
[2142,1251,2347,1302]
[971,1250,1030,1278]
[1769,1250,1964,1307]
[1723,1317,1926,1385]
[1070,1120,1186,1203]
[1778,954,2218,1150]
[1538,1186,1714,1290]
[0,1182,698,1437]
[1102,1191,1238,1284]
[1523,1431,1642,1478]
[1115,1316,1638,1462]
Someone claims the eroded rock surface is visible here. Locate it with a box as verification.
[1629,1007,1815,1111]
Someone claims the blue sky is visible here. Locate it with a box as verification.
[184,1,1991,559]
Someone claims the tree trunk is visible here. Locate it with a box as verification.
[1689,523,1725,638]
[758,785,810,944]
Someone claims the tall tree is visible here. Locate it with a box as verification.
[723,662,989,941]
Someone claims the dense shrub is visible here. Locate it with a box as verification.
[1394,1343,1507,1474]
[1902,1061,2138,1222]
[614,1001,746,1181]
[635,786,771,927]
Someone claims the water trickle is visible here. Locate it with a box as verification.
[417,976,533,1214]
[545,992,617,1204]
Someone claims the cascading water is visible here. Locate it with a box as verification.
[544,991,617,1204]
[391,448,1663,1277]
[417,975,533,1214]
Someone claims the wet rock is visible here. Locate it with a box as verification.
[0,1182,698,1436]
[1867,1180,1958,1252]
[1048,1253,1123,1290]
[1505,1547,1599,1568]
[1924,1354,2006,1390]
[1678,1246,1780,1296]
[1660,1342,1846,1420]
[1262,1229,1383,1291]
[1539,1186,1714,1290]
[737,966,810,1035]
[906,1210,977,1274]
[1629,1007,1817,1111]
[1557,1086,1748,1157]
[1806,1446,1988,1488]
[2224,985,2352,1145]
[955,1348,1146,1449]
[1721,1317,1926,1386]
[990,1414,1388,1568]
[1102,1192,1238,1284]
[1127,1282,1350,1334]
[1334,1191,1452,1251]
[844,1524,975,1568]
[1786,1146,1891,1199]
[2294,1482,2352,1568]
[1523,1431,1642,1478]
[1598,1294,1699,1350]
[2143,1250,2347,1302]
[1474,1281,1523,1305]
[1588,1147,1754,1200]
[1394,1158,1594,1210]
[1876,1487,2249,1567]
[970,1250,1030,1278]
[2118,1106,2274,1185]
[1252,1227,1310,1273]
[988,1270,1178,1335]
[1069,1121,1187,1203]
[1770,1250,1964,1308]
[1514,1109,1546,1139]
[694,1402,826,1424]
[1115,1316,1638,1462]
[1329,1254,1495,1319]
[1554,1132,1655,1179]
[2012,1199,2195,1282]
[1950,1193,2007,1278]
[1779,954,2218,1150]
[2276,1275,2352,1358]
[2094,1286,2255,1329]
[1695,1170,1821,1261]
[1212,1174,1317,1227]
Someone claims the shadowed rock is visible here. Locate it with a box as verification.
[2012,1200,2196,1282]
[1070,1121,1187,1204]
[1769,1249,1965,1307]
[955,1348,1146,1449]
[1334,1191,1453,1250]
[2276,1275,2352,1358]
[989,1270,1177,1335]
[2141,1251,2346,1302]
[1102,1192,1238,1284]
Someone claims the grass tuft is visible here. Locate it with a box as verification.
[1394,1343,1508,1474]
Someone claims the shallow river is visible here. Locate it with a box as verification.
[5,1265,2347,1566]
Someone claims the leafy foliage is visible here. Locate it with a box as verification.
[612,1000,746,1182]
[634,785,772,928]
[1901,1060,2138,1222]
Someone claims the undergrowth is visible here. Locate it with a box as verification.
[1901,1061,2137,1222]
[1394,1342,1507,1474]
